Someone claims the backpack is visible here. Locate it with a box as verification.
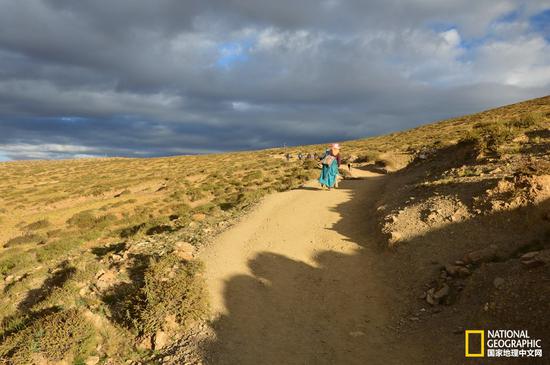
[321,154,336,166]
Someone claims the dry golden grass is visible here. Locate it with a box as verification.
[0,95,548,363]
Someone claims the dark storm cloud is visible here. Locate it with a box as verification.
[0,0,549,160]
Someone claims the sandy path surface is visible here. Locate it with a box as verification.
[200,169,422,364]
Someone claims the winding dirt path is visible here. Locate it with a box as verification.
[200,169,422,364]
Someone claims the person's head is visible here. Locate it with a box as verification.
[330,143,340,155]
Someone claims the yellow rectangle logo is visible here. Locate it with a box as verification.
[465,330,485,357]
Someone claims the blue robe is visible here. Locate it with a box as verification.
[319,157,339,188]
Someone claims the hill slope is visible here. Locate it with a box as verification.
[0,95,548,363]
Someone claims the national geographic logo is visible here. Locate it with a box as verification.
[465,330,543,358]
[465,330,484,357]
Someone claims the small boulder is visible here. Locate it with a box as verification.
[520,249,549,268]
[174,241,195,261]
[520,251,540,260]
[444,264,460,276]
[95,270,118,290]
[85,356,100,365]
[191,213,206,221]
[464,244,498,264]
[433,284,450,301]
[456,266,471,278]
[426,288,436,305]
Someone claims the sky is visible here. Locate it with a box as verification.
[0,1,549,160]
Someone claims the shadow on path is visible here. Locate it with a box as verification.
[204,175,422,365]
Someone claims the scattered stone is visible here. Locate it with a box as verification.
[174,241,195,261]
[95,269,118,290]
[493,277,505,289]
[4,275,14,283]
[519,250,549,268]
[520,251,540,260]
[349,331,365,337]
[512,134,528,143]
[192,213,206,222]
[464,244,498,264]
[433,284,450,301]
[444,264,460,276]
[111,254,123,262]
[456,266,471,278]
[521,259,544,268]
[85,356,100,365]
[426,288,436,305]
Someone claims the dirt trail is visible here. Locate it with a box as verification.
[200,169,422,364]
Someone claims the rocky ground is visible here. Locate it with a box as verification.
[372,136,550,363]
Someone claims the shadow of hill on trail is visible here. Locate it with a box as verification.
[204,175,424,365]
[335,144,550,364]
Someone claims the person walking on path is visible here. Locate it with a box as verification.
[319,143,341,190]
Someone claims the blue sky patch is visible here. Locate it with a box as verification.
[530,9,550,42]
[0,152,11,161]
[217,41,251,69]
[497,8,522,24]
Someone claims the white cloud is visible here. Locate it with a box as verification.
[472,36,550,87]
[0,0,549,159]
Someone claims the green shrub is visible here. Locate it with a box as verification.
[24,219,51,231]
[465,121,516,154]
[509,112,544,129]
[0,309,96,363]
[66,211,95,228]
[103,256,207,336]
[4,233,46,248]
[0,250,33,275]
[355,151,380,163]
[67,211,117,230]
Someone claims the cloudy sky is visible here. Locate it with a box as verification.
[0,1,549,160]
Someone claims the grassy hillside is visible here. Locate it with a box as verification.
[0,95,548,363]
[0,152,319,362]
